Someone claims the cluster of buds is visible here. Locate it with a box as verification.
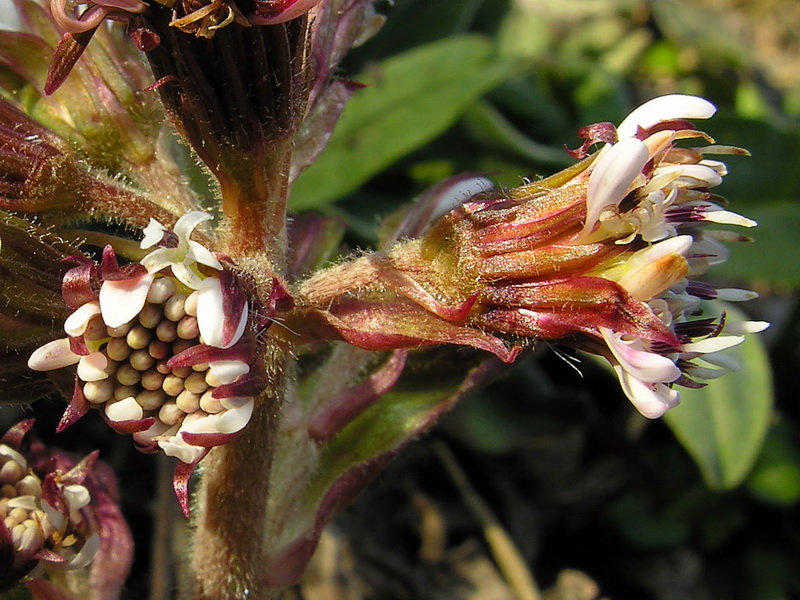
[0,421,99,589]
[302,95,767,419]
[28,212,263,466]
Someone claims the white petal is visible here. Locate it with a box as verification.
[141,247,178,275]
[28,338,81,371]
[615,365,681,419]
[583,138,649,236]
[62,484,91,511]
[617,94,717,139]
[180,398,254,435]
[0,445,27,470]
[174,210,213,240]
[631,235,693,265]
[67,532,100,569]
[208,360,250,384]
[105,396,144,422]
[158,436,205,464]
[715,288,759,302]
[696,208,757,228]
[187,240,223,270]
[64,302,101,336]
[41,499,65,532]
[724,320,769,335]
[697,351,740,371]
[6,496,37,511]
[99,273,154,328]
[77,352,108,382]
[132,420,171,447]
[172,261,206,290]
[656,164,723,188]
[140,218,168,249]
[681,335,744,354]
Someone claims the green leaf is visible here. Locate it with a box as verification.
[302,375,465,505]
[664,304,773,490]
[289,35,519,210]
[715,203,800,287]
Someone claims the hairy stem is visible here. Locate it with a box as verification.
[188,339,289,600]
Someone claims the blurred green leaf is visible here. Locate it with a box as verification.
[664,304,773,490]
[746,421,800,506]
[609,493,690,548]
[716,203,800,286]
[290,35,519,210]
[463,100,572,167]
[304,376,464,504]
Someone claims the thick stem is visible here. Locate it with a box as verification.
[188,340,288,600]
[219,140,293,264]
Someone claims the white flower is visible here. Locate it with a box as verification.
[140,211,223,289]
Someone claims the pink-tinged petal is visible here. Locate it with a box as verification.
[99,272,154,328]
[77,352,108,382]
[26,578,75,600]
[219,270,249,346]
[208,360,249,384]
[196,277,248,348]
[64,301,101,336]
[582,138,649,236]
[601,327,681,384]
[188,240,223,270]
[28,338,81,371]
[101,414,156,435]
[617,95,717,139]
[140,218,168,249]
[104,397,144,422]
[614,365,681,418]
[167,341,254,370]
[210,371,264,399]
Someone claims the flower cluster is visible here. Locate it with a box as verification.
[302,95,766,419]
[28,212,261,465]
[0,421,99,589]
[467,94,766,416]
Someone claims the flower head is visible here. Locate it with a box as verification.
[0,421,101,590]
[301,95,766,419]
[28,212,262,470]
